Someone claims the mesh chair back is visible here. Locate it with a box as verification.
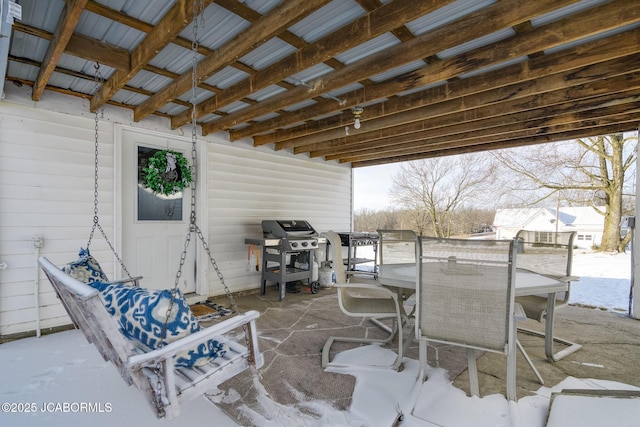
[515,230,575,278]
[416,237,517,353]
[378,230,418,265]
[514,230,576,308]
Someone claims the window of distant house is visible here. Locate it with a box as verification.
[535,231,552,243]
[577,234,592,241]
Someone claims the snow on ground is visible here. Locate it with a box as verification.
[569,250,632,314]
[0,251,635,427]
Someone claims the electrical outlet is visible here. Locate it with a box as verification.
[32,236,44,248]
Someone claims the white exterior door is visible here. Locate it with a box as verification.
[121,129,196,293]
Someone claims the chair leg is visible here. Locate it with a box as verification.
[506,348,517,401]
[418,339,428,381]
[516,339,544,385]
[467,348,480,397]
[392,312,404,371]
[369,318,397,339]
[321,319,404,370]
[517,327,582,362]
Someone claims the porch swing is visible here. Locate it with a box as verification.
[38,3,263,419]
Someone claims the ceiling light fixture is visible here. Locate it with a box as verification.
[352,107,364,129]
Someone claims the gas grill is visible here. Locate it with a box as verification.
[262,220,319,251]
[245,220,320,301]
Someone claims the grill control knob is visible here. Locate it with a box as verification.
[310,241,317,247]
[290,242,298,248]
[301,241,308,247]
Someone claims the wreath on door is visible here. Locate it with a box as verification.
[143,150,192,196]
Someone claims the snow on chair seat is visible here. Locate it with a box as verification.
[38,256,263,419]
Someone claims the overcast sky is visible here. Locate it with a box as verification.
[352,163,402,211]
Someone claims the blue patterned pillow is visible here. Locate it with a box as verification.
[89,281,228,368]
[62,248,109,284]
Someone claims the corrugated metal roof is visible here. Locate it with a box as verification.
[288,0,365,43]
[2,0,636,167]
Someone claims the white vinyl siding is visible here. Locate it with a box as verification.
[0,103,117,336]
[0,100,353,336]
[206,138,351,294]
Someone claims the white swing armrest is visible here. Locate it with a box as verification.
[126,310,261,369]
[106,276,144,287]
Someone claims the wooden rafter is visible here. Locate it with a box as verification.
[90,0,215,112]
[32,0,88,101]
[290,51,640,156]
[246,0,640,146]
[7,0,640,167]
[352,121,637,168]
[332,93,640,163]
[201,0,576,134]
[170,0,449,129]
[133,0,332,122]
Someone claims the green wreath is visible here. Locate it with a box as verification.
[143,150,192,196]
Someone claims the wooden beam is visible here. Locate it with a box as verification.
[295,54,640,155]
[170,0,450,129]
[351,122,638,167]
[313,73,640,161]
[336,88,640,163]
[330,96,640,162]
[84,0,150,33]
[12,22,130,71]
[66,33,130,71]
[247,0,640,144]
[133,0,332,122]
[32,0,88,101]
[202,0,578,134]
[84,0,252,115]
[90,0,213,112]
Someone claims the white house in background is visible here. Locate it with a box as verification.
[493,206,606,249]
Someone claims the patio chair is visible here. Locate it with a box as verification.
[514,230,582,361]
[415,236,520,400]
[377,229,418,289]
[39,257,263,419]
[545,389,640,427]
[321,230,407,371]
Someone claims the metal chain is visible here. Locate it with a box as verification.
[155,0,252,408]
[87,62,135,280]
[168,0,240,314]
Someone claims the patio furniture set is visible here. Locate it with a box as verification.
[38,227,582,421]
[322,229,582,403]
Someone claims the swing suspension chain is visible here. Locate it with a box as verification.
[87,62,134,280]
[170,0,238,316]
[156,1,250,409]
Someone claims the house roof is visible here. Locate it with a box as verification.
[3,0,640,167]
[494,206,605,228]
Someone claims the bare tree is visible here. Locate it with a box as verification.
[493,133,637,252]
[389,154,497,237]
[354,208,401,232]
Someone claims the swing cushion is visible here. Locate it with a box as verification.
[62,248,109,284]
[89,281,229,368]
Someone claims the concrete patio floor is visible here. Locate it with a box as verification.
[204,281,640,425]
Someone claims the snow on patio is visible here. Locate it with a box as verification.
[0,251,636,426]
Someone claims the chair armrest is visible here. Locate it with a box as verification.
[335,282,399,301]
[126,310,260,368]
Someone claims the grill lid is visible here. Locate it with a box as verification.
[262,220,317,238]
